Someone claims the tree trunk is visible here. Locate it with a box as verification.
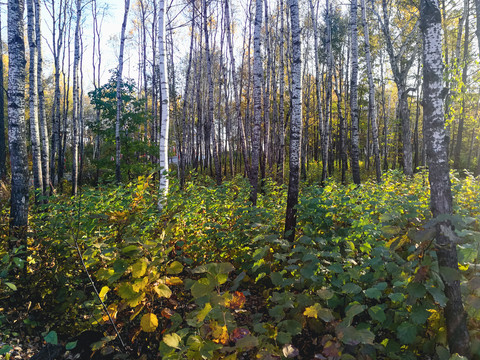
[115,0,130,184]
[158,0,170,209]
[361,0,381,182]
[284,0,302,241]
[454,0,470,169]
[8,0,29,239]
[0,11,5,182]
[27,0,43,202]
[250,0,263,205]
[350,0,361,185]
[71,0,81,196]
[34,0,49,196]
[420,1,470,355]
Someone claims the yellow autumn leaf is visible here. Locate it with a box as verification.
[211,322,229,345]
[99,286,110,301]
[166,277,183,286]
[140,313,158,332]
[131,260,148,278]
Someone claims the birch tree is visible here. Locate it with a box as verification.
[421,0,470,355]
[361,0,381,182]
[71,0,81,195]
[250,0,263,205]
[284,0,302,241]
[27,0,43,201]
[35,0,49,195]
[8,0,29,238]
[350,0,361,184]
[158,0,169,209]
[0,12,6,182]
[115,0,130,183]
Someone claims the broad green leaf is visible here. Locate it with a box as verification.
[364,287,382,300]
[154,284,172,298]
[191,277,215,299]
[368,305,386,323]
[140,313,159,332]
[317,288,334,300]
[167,261,184,275]
[339,326,374,345]
[346,304,366,319]
[389,292,405,303]
[235,335,259,349]
[410,305,430,325]
[397,323,417,344]
[439,266,461,282]
[270,272,284,287]
[163,333,182,349]
[428,287,448,307]
[276,332,292,345]
[131,260,147,278]
[5,282,17,291]
[44,331,58,345]
[278,320,302,335]
[118,283,138,299]
[0,345,12,355]
[66,341,77,350]
[407,282,426,299]
[342,283,362,295]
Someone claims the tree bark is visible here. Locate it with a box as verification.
[8,0,29,239]
[361,0,381,182]
[34,0,49,196]
[0,11,5,182]
[115,0,130,184]
[27,0,43,202]
[420,0,470,355]
[284,0,302,241]
[250,0,263,205]
[350,0,361,185]
[158,0,170,209]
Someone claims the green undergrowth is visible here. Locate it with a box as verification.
[2,171,480,359]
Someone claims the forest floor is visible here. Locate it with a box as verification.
[1,170,480,359]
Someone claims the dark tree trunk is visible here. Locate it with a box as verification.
[284,0,302,241]
[421,0,470,356]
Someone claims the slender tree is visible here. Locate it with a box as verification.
[0,12,6,182]
[284,0,302,241]
[8,0,29,239]
[27,0,43,202]
[421,0,470,355]
[250,0,263,205]
[350,0,361,184]
[71,0,81,195]
[35,0,50,195]
[115,0,130,183]
[361,0,381,182]
[158,0,169,209]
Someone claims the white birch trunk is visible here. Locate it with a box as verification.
[350,0,361,184]
[34,0,49,196]
[71,0,81,196]
[115,0,130,183]
[284,0,302,240]
[421,0,470,355]
[250,0,263,205]
[27,0,43,200]
[158,0,170,210]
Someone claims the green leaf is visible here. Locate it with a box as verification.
[278,320,302,335]
[167,261,184,275]
[44,331,58,345]
[368,305,386,323]
[397,323,417,344]
[410,305,430,325]
[407,282,426,299]
[66,341,77,350]
[346,304,366,319]
[4,282,17,291]
[191,277,215,299]
[163,333,182,349]
[439,266,461,282]
[235,335,259,349]
[342,283,362,295]
[389,292,405,303]
[340,326,374,345]
[270,272,284,287]
[317,288,334,300]
[154,284,172,298]
[0,345,12,355]
[276,332,292,345]
[428,287,448,307]
[131,260,147,278]
[121,245,140,256]
[364,287,382,300]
